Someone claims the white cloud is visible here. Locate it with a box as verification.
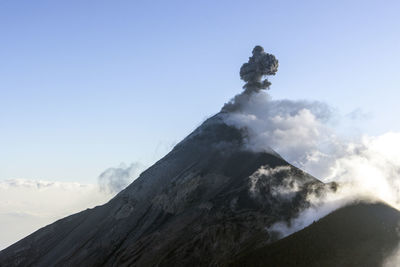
[0,160,146,251]
[223,91,335,171]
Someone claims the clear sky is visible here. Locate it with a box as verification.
[1,0,400,183]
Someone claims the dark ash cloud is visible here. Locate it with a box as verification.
[240,45,279,93]
[223,45,278,112]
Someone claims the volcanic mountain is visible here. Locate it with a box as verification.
[1,46,399,266]
[0,113,328,266]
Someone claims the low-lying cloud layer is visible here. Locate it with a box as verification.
[1,161,145,250]
[0,179,111,250]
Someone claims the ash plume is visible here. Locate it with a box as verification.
[223,46,278,112]
[240,45,279,93]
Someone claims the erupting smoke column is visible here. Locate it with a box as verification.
[240,45,279,93]
[223,46,278,111]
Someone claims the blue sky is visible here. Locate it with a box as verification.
[1,0,400,183]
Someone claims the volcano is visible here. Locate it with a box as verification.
[1,46,399,267]
[0,114,327,266]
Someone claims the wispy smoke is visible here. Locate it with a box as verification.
[268,178,374,239]
[98,162,144,194]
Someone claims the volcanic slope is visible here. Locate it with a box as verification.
[0,114,327,266]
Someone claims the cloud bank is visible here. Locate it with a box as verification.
[1,161,145,250]
[0,179,111,250]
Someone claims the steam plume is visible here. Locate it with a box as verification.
[225,90,400,241]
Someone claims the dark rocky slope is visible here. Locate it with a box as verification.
[0,114,325,266]
[230,202,400,267]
